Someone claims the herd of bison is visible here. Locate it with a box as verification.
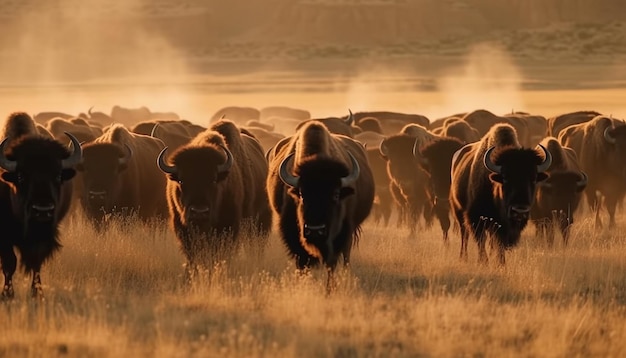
[0,104,618,298]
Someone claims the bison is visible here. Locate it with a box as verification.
[416,137,466,243]
[379,133,433,235]
[450,123,551,265]
[210,106,260,125]
[77,124,168,228]
[531,137,587,245]
[547,110,601,138]
[559,115,626,228]
[267,121,374,289]
[158,120,272,280]
[0,112,82,298]
[259,106,311,121]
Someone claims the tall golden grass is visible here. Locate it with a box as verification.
[1,206,625,357]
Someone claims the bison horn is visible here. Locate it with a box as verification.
[150,123,160,138]
[379,138,389,157]
[62,132,83,169]
[536,144,552,173]
[217,144,233,173]
[344,109,354,126]
[483,146,501,174]
[412,138,428,166]
[604,126,617,144]
[119,144,133,166]
[278,152,299,188]
[340,151,361,187]
[0,137,17,172]
[157,147,177,174]
[577,171,588,188]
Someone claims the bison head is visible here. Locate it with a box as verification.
[380,135,428,198]
[76,143,132,217]
[158,144,233,224]
[484,144,551,226]
[279,151,359,257]
[0,132,82,224]
[536,171,587,229]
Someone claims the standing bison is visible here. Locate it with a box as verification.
[531,137,587,245]
[559,115,626,228]
[267,122,374,289]
[158,120,272,280]
[77,124,168,228]
[0,112,82,298]
[416,137,465,243]
[450,124,551,265]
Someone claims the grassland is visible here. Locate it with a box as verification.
[1,205,626,357]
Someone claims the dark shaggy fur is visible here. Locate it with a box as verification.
[418,137,465,242]
[560,116,626,228]
[380,134,433,234]
[77,124,168,227]
[0,112,78,299]
[164,120,272,280]
[267,122,374,284]
[450,124,549,265]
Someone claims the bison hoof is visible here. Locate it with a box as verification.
[31,287,44,300]
[2,286,14,299]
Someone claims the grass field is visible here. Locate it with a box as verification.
[1,204,626,357]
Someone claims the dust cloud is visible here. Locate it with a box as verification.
[435,43,526,118]
[0,0,195,117]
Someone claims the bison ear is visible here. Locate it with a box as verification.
[488,173,504,184]
[217,171,229,182]
[536,173,548,182]
[61,168,76,181]
[339,187,355,199]
[1,171,18,184]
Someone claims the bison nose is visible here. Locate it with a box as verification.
[31,203,55,220]
[303,224,328,241]
[188,205,210,219]
[189,205,210,213]
[511,205,531,214]
[88,191,106,200]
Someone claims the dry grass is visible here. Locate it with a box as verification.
[1,208,626,357]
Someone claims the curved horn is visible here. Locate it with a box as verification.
[483,146,501,174]
[412,138,428,166]
[379,138,389,157]
[0,138,17,172]
[149,123,160,138]
[344,109,354,126]
[62,132,83,169]
[577,171,588,188]
[604,126,616,144]
[119,144,133,166]
[340,151,361,187]
[278,152,299,188]
[88,106,94,116]
[536,144,552,173]
[217,144,233,173]
[157,147,177,174]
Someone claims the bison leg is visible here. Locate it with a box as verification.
[454,210,469,261]
[477,235,488,265]
[586,189,603,228]
[379,188,393,227]
[496,244,506,266]
[435,202,451,245]
[604,195,619,229]
[31,270,43,299]
[0,248,17,299]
